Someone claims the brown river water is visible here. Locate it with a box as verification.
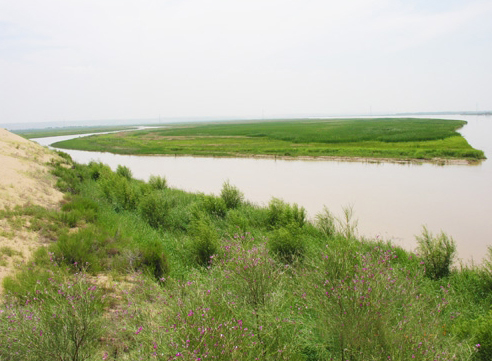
[34,115,492,263]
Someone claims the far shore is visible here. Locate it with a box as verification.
[108,151,483,166]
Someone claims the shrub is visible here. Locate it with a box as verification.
[226,209,249,232]
[0,273,104,361]
[55,150,73,162]
[61,196,99,214]
[136,240,170,280]
[52,163,90,194]
[416,226,456,280]
[306,246,465,360]
[220,181,244,209]
[139,191,171,229]
[99,173,140,211]
[189,219,219,267]
[267,198,306,229]
[59,211,78,228]
[148,175,167,190]
[52,226,105,273]
[219,242,282,309]
[60,196,99,226]
[268,224,305,264]
[88,161,111,181]
[453,310,492,361]
[201,194,227,218]
[116,164,133,180]
[167,203,194,232]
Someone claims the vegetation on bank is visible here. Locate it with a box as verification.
[51,118,485,161]
[1,153,492,360]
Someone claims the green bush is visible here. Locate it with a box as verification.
[61,195,99,214]
[167,203,194,232]
[54,150,73,163]
[0,273,104,361]
[268,224,305,264]
[267,198,306,229]
[99,173,140,211]
[52,163,90,194]
[116,164,133,180]
[149,175,167,190]
[136,240,170,280]
[60,196,99,226]
[59,211,78,228]
[88,161,112,181]
[454,310,492,361]
[189,219,219,267]
[416,226,456,280]
[470,314,492,361]
[139,191,171,229]
[220,181,244,209]
[226,209,250,232]
[52,226,105,273]
[201,194,227,218]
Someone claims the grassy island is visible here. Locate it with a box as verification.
[51,118,485,162]
[2,150,492,360]
[16,125,136,139]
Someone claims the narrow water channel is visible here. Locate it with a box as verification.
[34,115,492,263]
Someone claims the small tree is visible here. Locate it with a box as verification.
[189,219,219,267]
[116,165,133,180]
[220,181,244,209]
[149,175,167,190]
[269,223,305,264]
[416,226,456,279]
[139,191,170,229]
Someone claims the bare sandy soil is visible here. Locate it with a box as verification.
[0,128,64,293]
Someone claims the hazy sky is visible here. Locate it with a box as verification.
[1,0,491,124]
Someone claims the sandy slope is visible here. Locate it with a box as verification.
[0,128,63,292]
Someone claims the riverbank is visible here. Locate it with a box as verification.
[100,151,481,165]
[2,131,492,360]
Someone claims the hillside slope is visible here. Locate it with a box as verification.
[0,128,63,292]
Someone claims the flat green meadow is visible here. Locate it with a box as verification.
[51,118,485,161]
[16,125,135,139]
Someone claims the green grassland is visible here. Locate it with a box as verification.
[15,125,136,139]
[52,118,485,161]
[2,154,492,360]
